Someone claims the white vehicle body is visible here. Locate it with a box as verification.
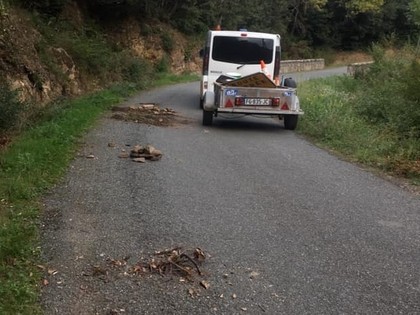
[200,30,281,101]
[200,30,303,130]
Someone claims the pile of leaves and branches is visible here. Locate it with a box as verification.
[111,103,189,127]
[89,247,210,291]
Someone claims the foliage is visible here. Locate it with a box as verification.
[155,54,170,73]
[299,47,420,180]
[344,0,384,13]
[160,32,174,53]
[7,0,68,16]
[354,45,420,138]
[408,0,420,26]
[4,0,419,56]
[32,16,153,88]
[0,82,25,132]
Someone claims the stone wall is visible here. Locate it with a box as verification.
[281,59,325,73]
[347,61,374,76]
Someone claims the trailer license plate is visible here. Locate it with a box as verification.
[244,98,271,106]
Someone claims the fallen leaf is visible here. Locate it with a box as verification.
[240,307,247,311]
[249,271,259,279]
[188,288,196,297]
[194,248,206,262]
[43,279,49,286]
[86,154,95,159]
[232,293,237,299]
[200,280,210,289]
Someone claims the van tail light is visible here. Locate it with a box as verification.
[281,103,289,110]
[272,97,280,106]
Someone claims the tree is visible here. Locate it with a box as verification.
[344,0,384,14]
[408,0,420,54]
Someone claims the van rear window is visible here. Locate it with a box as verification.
[212,36,274,64]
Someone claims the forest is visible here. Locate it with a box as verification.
[7,0,420,54]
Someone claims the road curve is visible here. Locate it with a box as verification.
[41,71,420,314]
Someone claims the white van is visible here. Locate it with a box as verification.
[200,30,281,107]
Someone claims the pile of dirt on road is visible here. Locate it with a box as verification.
[111,103,189,127]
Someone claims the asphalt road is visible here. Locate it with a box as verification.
[41,69,420,315]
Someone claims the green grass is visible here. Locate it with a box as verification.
[155,72,200,86]
[298,75,420,185]
[0,73,197,314]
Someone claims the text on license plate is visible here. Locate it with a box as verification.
[244,98,271,106]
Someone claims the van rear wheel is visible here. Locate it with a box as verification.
[203,110,213,126]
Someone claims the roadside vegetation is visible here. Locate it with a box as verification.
[299,45,420,185]
[0,74,197,314]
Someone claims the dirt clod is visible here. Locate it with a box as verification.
[129,144,163,161]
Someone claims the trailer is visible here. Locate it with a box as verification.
[202,72,303,130]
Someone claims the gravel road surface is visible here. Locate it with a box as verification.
[41,70,420,315]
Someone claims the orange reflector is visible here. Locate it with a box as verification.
[281,103,289,110]
[225,99,233,108]
[235,97,244,106]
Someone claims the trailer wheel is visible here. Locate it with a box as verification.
[203,110,213,126]
[199,96,203,109]
[284,115,298,130]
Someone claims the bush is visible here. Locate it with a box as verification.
[160,32,174,53]
[354,46,420,139]
[155,54,170,73]
[299,74,419,180]
[11,0,68,16]
[119,53,154,88]
[0,82,24,132]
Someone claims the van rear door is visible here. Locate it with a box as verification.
[201,31,280,100]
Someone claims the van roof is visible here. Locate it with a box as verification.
[209,30,281,40]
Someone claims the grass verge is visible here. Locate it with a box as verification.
[298,75,420,187]
[0,73,197,314]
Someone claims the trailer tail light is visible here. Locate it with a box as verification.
[281,103,289,110]
[235,97,244,106]
[272,97,280,106]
